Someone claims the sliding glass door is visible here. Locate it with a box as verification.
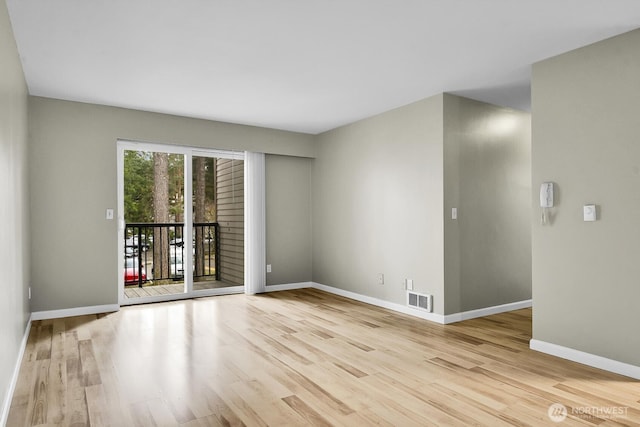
[118,141,245,305]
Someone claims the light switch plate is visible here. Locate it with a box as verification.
[583,205,596,222]
[452,208,457,220]
[406,279,414,291]
[106,208,114,220]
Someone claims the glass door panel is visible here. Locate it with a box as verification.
[123,150,186,299]
[192,155,244,290]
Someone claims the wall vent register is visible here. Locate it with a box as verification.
[407,291,433,313]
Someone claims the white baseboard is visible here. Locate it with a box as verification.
[31,304,120,321]
[1,314,32,427]
[443,299,532,324]
[530,339,640,380]
[264,282,313,292]
[311,282,447,324]
[310,282,530,325]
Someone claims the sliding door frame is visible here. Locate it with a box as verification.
[117,140,247,306]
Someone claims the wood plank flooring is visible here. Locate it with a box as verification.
[8,289,640,426]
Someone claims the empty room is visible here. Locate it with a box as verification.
[2,1,640,426]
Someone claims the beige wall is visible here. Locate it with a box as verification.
[312,93,531,316]
[312,95,446,313]
[0,0,30,417]
[443,94,531,314]
[266,155,312,285]
[28,97,314,311]
[532,29,640,365]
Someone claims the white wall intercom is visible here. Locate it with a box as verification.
[540,182,554,208]
[540,182,554,225]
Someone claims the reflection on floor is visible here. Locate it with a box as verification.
[124,280,238,298]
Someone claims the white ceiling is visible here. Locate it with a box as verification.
[6,1,640,134]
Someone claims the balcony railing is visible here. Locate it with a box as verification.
[124,222,220,287]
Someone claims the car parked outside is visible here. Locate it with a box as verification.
[125,257,147,284]
[125,235,150,255]
[169,246,185,278]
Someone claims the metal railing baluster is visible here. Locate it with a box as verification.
[124,222,220,287]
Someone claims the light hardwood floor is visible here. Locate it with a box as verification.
[8,289,640,426]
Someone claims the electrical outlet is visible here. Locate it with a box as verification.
[266,264,272,273]
[377,273,384,285]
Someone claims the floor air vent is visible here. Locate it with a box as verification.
[407,291,433,313]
